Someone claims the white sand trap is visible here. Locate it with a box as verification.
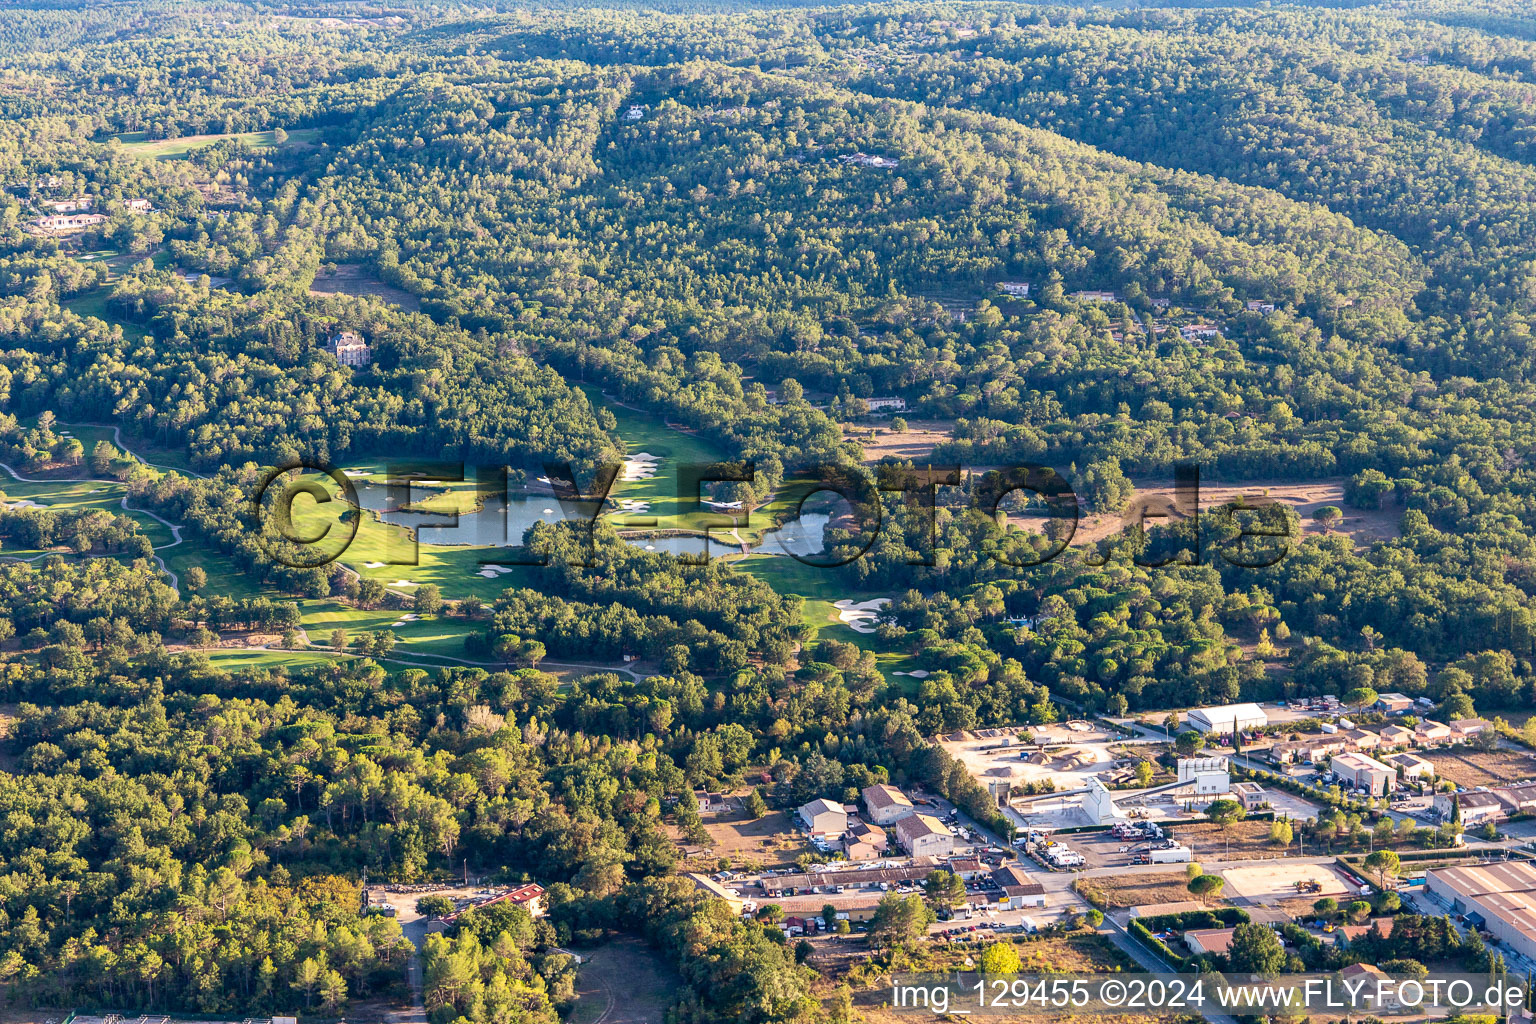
[475,564,515,576]
[1222,862,1349,902]
[396,613,419,621]
[835,598,889,634]
[645,544,656,551]
[621,452,660,481]
[477,569,497,577]
[537,476,553,484]
[543,508,555,515]
[894,669,931,678]
[389,579,419,587]
[617,498,652,512]
[5,500,43,509]
[343,470,372,478]
[365,561,386,568]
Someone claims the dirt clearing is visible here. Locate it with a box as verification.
[1428,748,1536,789]
[1074,872,1197,909]
[311,263,422,310]
[848,420,955,463]
[1222,861,1350,902]
[684,809,811,868]
[1005,477,1401,549]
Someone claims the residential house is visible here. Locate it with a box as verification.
[694,791,730,812]
[865,396,907,412]
[1070,290,1118,303]
[1184,928,1237,956]
[895,813,954,858]
[49,196,93,212]
[799,798,847,837]
[1128,901,1203,918]
[840,152,899,168]
[1344,729,1381,751]
[125,197,154,213]
[1335,919,1394,947]
[997,282,1031,298]
[1338,963,1399,1007]
[1450,718,1490,741]
[1270,736,1348,765]
[327,330,372,367]
[845,820,887,853]
[1416,721,1453,746]
[1245,300,1277,313]
[1179,323,1220,341]
[1151,297,1171,309]
[1377,724,1414,748]
[623,104,649,121]
[1385,752,1435,782]
[845,839,883,861]
[862,784,916,825]
[34,212,106,233]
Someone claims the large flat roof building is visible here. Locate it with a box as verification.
[1186,703,1267,734]
[1332,752,1397,796]
[1426,862,1536,965]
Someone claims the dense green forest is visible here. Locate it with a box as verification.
[3,0,1536,1020]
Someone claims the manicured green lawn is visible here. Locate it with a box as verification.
[298,599,479,659]
[579,386,754,534]
[198,649,337,670]
[736,554,918,680]
[112,128,323,160]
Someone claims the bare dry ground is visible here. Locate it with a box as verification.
[1005,477,1401,549]
[1428,748,1536,789]
[310,263,422,310]
[848,420,956,463]
[1169,820,1294,862]
[1073,477,1401,546]
[1073,872,1196,909]
[675,809,811,868]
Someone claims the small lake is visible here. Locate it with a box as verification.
[348,481,829,559]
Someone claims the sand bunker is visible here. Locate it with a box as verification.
[5,500,43,509]
[622,453,660,481]
[476,564,517,578]
[389,579,419,587]
[894,669,930,678]
[835,598,889,634]
[365,561,385,568]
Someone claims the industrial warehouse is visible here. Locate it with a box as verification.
[1425,861,1536,966]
